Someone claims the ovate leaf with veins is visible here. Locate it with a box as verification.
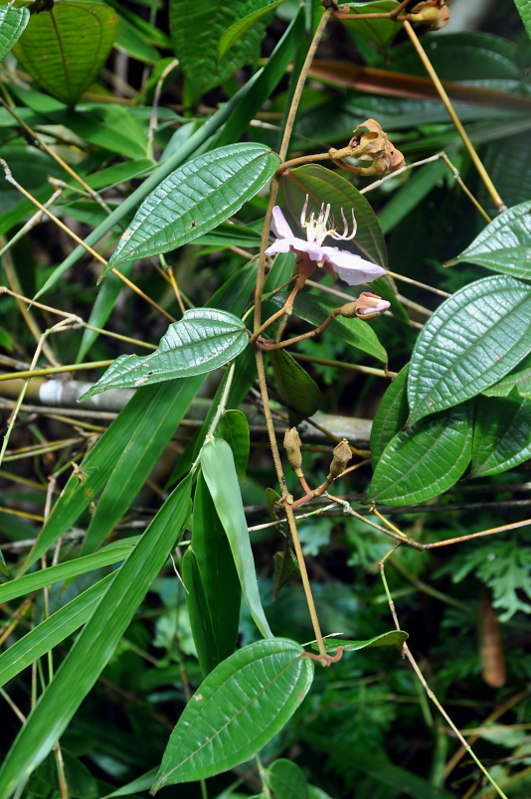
[81,309,249,398]
[13,2,118,106]
[0,6,29,62]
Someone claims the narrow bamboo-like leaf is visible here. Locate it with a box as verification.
[0,476,192,798]
[0,548,7,577]
[218,409,251,481]
[153,638,314,789]
[0,6,29,61]
[269,758,308,799]
[81,309,249,398]
[184,472,241,676]
[407,276,531,425]
[370,405,472,506]
[218,1,285,60]
[483,366,531,398]
[270,292,387,362]
[471,394,531,477]
[316,630,408,653]
[108,143,279,268]
[379,159,448,235]
[280,165,388,268]
[448,200,531,280]
[13,2,118,105]
[201,437,273,638]
[0,541,134,604]
[0,573,114,688]
[268,349,321,419]
[370,365,409,467]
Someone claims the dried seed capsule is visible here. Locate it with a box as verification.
[284,427,303,476]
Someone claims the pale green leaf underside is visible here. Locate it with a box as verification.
[13,2,118,105]
[81,309,248,398]
[450,200,531,280]
[408,275,531,424]
[153,639,313,789]
[109,143,279,267]
[0,6,29,62]
[370,405,472,505]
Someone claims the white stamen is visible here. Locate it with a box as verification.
[300,194,357,246]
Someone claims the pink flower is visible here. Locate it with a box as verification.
[265,197,386,286]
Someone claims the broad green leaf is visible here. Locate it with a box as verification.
[268,348,321,420]
[342,1,401,53]
[407,276,531,425]
[280,165,388,268]
[81,309,249,398]
[169,0,270,101]
[108,142,279,268]
[483,366,531,398]
[0,540,134,604]
[218,1,285,60]
[370,405,472,506]
[316,630,408,653]
[0,6,29,61]
[183,472,241,676]
[53,105,149,160]
[269,759,308,799]
[153,638,313,789]
[201,437,273,638]
[515,0,531,39]
[471,394,531,477]
[218,409,251,481]
[0,573,114,688]
[447,200,531,280]
[0,476,192,798]
[370,365,409,467]
[271,291,388,362]
[13,2,118,106]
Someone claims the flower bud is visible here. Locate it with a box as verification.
[410,0,450,30]
[338,292,390,321]
[284,427,303,476]
[327,439,352,481]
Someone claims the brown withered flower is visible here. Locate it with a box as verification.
[410,0,450,30]
[344,119,405,177]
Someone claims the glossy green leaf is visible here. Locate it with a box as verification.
[183,472,241,676]
[0,573,114,688]
[0,548,7,578]
[280,165,388,269]
[370,405,472,506]
[407,276,531,425]
[108,142,279,268]
[0,5,29,61]
[201,437,273,638]
[153,638,314,789]
[0,476,192,798]
[271,291,388,362]
[268,348,321,420]
[483,365,531,398]
[471,394,531,477]
[448,200,531,280]
[218,1,284,60]
[316,630,408,653]
[169,0,270,101]
[81,309,249,398]
[515,0,531,39]
[13,2,118,106]
[0,540,134,604]
[269,758,308,799]
[370,365,409,467]
[218,409,251,481]
[53,105,149,159]
[342,1,401,53]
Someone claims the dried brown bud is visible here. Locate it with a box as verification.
[410,0,450,30]
[283,427,303,476]
[347,119,405,177]
[338,292,390,322]
[327,439,352,481]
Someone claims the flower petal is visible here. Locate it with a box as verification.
[322,247,385,285]
[270,206,294,239]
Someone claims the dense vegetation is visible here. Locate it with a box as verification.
[0,1,530,797]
